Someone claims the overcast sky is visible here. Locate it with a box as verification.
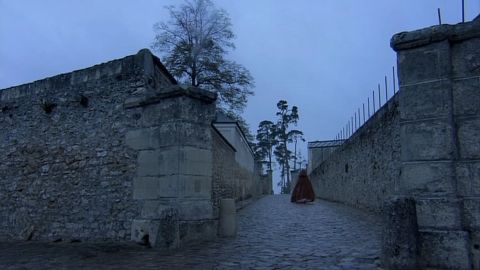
[1,1,479,192]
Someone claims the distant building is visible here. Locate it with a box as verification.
[307,140,344,173]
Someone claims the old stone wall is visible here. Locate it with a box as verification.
[212,128,235,217]
[0,49,173,241]
[310,94,400,212]
[310,18,480,269]
[212,128,267,213]
[391,17,480,269]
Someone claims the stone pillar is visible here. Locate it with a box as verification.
[218,199,236,237]
[125,82,217,248]
[391,18,480,269]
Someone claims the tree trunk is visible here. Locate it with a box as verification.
[293,138,297,171]
[284,139,290,192]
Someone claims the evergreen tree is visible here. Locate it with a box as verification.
[255,120,277,171]
[273,100,302,194]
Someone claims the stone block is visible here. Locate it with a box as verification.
[452,37,480,78]
[415,198,462,229]
[133,177,158,200]
[463,198,480,230]
[381,197,419,270]
[178,200,213,220]
[400,120,454,161]
[453,77,480,116]
[470,231,480,270]
[125,127,160,150]
[456,161,480,196]
[400,161,455,196]
[133,176,178,200]
[139,96,215,126]
[397,41,451,85]
[457,117,480,160]
[176,122,212,148]
[178,96,216,123]
[140,99,180,126]
[131,219,162,247]
[179,220,217,244]
[131,209,180,249]
[419,229,471,269]
[136,148,178,177]
[399,80,451,121]
[181,175,212,198]
[178,147,212,177]
[140,200,177,219]
[218,199,237,237]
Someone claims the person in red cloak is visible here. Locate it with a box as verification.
[291,169,315,203]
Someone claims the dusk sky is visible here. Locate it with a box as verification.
[1,0,479,192]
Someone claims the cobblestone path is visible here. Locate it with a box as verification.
[0,195,384,269]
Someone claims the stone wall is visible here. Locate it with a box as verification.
[310,94,400,212]
[0,48,270,248]
[212,127,235,217]
[0,49,232,249]
[307,140,344,174]
[212,128,269,213]
[310,18,480,269]
[0,49,174,241]
[391,17,480,269]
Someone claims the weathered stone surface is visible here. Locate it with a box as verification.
[179,220,217,244]
[125,127,163,150]
[312,18,480,269]
[396,41,451,85]
[218,199,237,237]
[463,198,480,230]
[181,175,212,198]
[177,200,214,220]
[136,148,179,177]
[0,46,264,251]
[310,95,400,212]
[419,229,471,269]
[415,198,462,229]
[457,117,480,159]
[453,76,480,116]
[471,231,480,270]
[399,80,451,121]
[133,176,178,199]
[391,16,480,51]
[0,50,163,241]
[456,161,480,196]
[140,200,178,219]
[178,147,212,177]
[131,207,179,249]
[400,119,454,161]
[452,37,480,78]
[400,161,455,196]
[381,197,419,270]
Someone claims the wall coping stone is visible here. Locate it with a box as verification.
[124,85,217,109]
[391,15,480,51]
[0,48,176,103]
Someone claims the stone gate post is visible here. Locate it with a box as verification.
[124,80,217,248]
[392,18,480,269]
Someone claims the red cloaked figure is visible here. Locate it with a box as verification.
[291,169,315,203]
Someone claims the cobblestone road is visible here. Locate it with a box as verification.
[0,195,384,269]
